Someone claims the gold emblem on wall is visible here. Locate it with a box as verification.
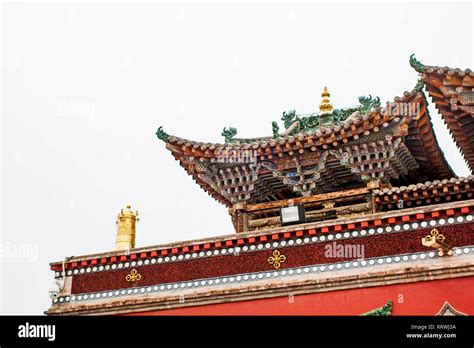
[126,268,142,282]
[267,250,287,269]
[421,228,453,257]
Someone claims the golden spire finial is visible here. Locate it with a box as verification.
[319,86,333,114]
[115,204,139,251]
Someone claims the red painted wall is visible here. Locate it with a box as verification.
[72,225,474,295]
[128,277,474,316]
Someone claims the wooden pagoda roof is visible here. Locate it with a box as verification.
[410,55,474,171]
[157,83,454,207]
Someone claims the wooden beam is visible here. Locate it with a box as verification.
[244,187,369,212]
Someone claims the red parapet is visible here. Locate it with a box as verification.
[48,202,474,274]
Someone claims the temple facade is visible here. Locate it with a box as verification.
[46,56,474,315]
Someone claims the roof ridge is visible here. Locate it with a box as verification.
[409,53,473,75]
[373,175,474,194]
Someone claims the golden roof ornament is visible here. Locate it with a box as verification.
[319,86,333,114]
[115,204,139,251]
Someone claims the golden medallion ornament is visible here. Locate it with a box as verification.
[126,268,142,282]
[267,250,287,269]
[421,228,453,257]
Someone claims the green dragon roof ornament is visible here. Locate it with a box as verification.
[272,121,280,139]
[271,91,381,138]
[155,126,170,142]
[332,108,355,122]
[222,127,238,143]
[214,89,383,143]
[361,300,393,316]
[410,54,425,73]
[358,95,381,113]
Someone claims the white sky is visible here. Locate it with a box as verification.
[1,1,472,314]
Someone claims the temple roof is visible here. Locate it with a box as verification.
[373,175,474,211]
[410,55,474,171]
[156,77,454,207]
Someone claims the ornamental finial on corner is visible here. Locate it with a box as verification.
[155,126,169,142]
[409,54,425,73]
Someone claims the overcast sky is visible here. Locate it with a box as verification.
[1,1,472,314]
